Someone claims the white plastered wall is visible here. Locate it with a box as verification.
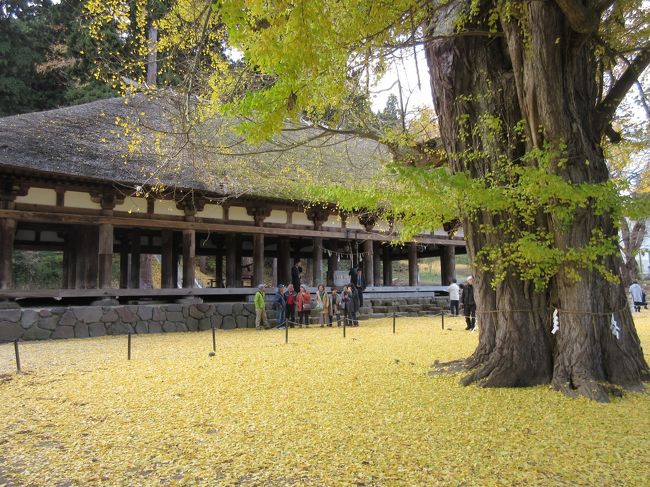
[155,199,185,216]
[15,187,57,206]
[229,206,254,222]
[292,211,311,226]
[65,191,101,210]
[200,204,224,220]
[266,210,287,224]
[116,196,148,214]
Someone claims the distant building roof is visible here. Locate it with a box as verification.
[0,94,388,199]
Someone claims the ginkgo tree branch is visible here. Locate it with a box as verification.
[554,0,605,34]
[598,46,650,126]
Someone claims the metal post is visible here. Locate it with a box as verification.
[343,316,346,338]
[393,311,396,334]
[212,325,216,352]
[14,340,21,373]
[128,333,132,360]
[441,311,445,330]
[285,321,289,344]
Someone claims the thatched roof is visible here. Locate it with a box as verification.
[0,94,389,198]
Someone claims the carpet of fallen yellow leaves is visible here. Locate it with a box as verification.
[1,313,649,486]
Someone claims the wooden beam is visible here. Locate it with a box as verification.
[363,239,374,286]
[441,245,456,285]
[161,230,174,288]
[215,252,224,288]
[382,246,392,286]
[0,284,449,301]
[0,208,465,246]
[278,237,291,286]
[225,234,238,287]
[128,229,141,289]
[252,233,264,286]
[312,237,323,285]
[326,239,337,287]
[372,241,381,287]
[98,224,113,289]
[408,242,418,286]
[182,229,195,288]
[0,218,16,289]
[119,238,129,289]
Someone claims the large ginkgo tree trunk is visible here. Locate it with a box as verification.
[425,0,649,400]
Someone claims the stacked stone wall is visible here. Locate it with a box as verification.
[0,302,257,342]
[0,296,450,342]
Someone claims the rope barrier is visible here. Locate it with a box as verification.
[473,304,631,317]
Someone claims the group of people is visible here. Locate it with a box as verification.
[446,276,476,331]
[254,259,366,330]
[254,283,362,329]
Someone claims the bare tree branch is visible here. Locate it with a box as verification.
[598,47,650,125]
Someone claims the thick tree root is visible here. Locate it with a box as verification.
[427,359,466,376]
[460,353,552,388]
[552,377,610,403]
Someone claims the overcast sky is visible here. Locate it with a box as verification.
[370,48,433,114]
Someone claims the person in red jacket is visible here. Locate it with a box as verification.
[296,285,312,327]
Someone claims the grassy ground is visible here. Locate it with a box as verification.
[1,313,649,486]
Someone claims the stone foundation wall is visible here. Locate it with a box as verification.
[0,296,450,342]
[0,302,258,342]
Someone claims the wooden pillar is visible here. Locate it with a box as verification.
[62,235,70,289]
[373,241,381,286]
[0,218,16,290]
[140,254,153,289]
[84,227,99,289]
[119,237,129,289]
[292,239,302,263]
[182,229,195,288]
[215,252,224,287]
[441,245,456,285]
[98,224,113,289]
[128,230,141,289]
[306,208,327,286]
[408,242,418,286]
[225,234,238,287]
[278,238,291,285]
[363,239,374,286]
[74,229,85,289]
[172,233,180,288]
[253,233,264,286]
[326,239,338,287]
[161,230,174,288]
[235,239,243,286]
[312,237,323,285]
[382,247,393,286]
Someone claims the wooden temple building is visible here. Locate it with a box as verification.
[0,96,466,304]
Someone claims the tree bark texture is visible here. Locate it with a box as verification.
[425,0,649,399]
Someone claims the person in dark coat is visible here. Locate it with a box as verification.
[348,264,358,286]
[344,283,360,326]
[355,266,366,308]
[462,276,476,330]
[285,283,297,326]
[273,284,287,329]
[291,259,303,293]
[330,286,342,326]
